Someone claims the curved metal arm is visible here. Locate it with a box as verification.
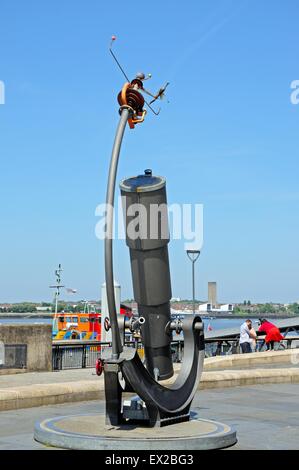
[122,315,205,417]
[105,108,129,358]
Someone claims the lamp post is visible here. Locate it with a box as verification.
[186,250,201,314]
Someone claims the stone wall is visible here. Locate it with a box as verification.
[0,324,52,373]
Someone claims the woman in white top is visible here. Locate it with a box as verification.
[248,322,257,352]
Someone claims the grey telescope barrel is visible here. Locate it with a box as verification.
[120,170,174,380]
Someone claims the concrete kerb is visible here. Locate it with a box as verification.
[204,349,298,370]
[0,381,105,411]
[200,368,299,390]
[1,368,299,412]
[1,351,299,412]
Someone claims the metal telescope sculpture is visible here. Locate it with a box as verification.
[102,38,205,427]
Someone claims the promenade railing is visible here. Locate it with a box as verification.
[52,336,299,370]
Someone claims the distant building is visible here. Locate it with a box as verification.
[198,302,234,314]
[198,303,212,312]
[208,282,217,307]
[219,304,234,312]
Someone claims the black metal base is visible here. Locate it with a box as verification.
[104,316,205,428]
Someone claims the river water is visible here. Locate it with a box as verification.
[0,316,269,332]
[0,318,52,325]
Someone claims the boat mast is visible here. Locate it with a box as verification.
[50,264,65,331]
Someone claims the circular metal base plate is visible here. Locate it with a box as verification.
[34,414,237,450]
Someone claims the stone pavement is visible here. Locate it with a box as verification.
[0,368,97,388]
[0,383,298,450]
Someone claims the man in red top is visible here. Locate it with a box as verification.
[258,319,284,350]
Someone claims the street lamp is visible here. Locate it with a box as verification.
[186,250,201,314]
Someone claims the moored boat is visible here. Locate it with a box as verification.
[52,304,132,341]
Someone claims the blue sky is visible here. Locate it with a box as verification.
[0,0,298,304]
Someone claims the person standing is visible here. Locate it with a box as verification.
[239,319,255,354]
[258,319,284,350]
[248,322,257,352]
